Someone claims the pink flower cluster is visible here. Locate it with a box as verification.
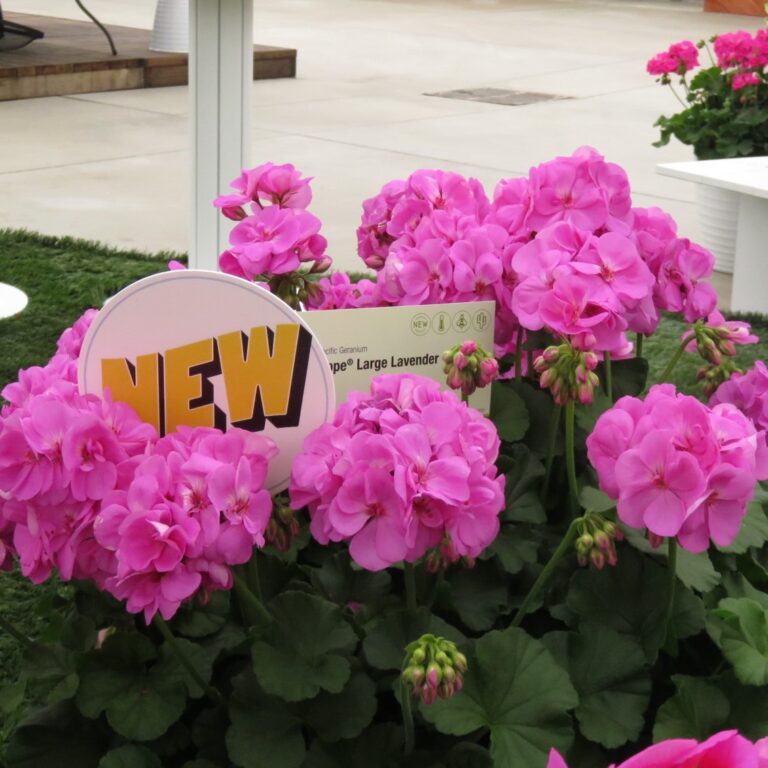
[549,730,768,768]
[711,360,768,431]
[288,374,504,571]
[310,148,716,360]
[0,311,278,622]
[647,40,699,75]
[714,29,768,71]
[586,384,768,553]
[216,162,330,280]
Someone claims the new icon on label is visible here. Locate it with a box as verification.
[411,313,430,336]
[432,311,450,335]
[473,309,491,332]
[453,311,469,332]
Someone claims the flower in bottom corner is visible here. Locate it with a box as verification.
[548,729,764,768]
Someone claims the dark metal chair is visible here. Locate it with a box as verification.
[0,1,117,55]
[0,2,44,51]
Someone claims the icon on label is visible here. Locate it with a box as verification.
[453,311,469,333]
[473,309,491,333]
[411,313,430,336]
[432,311,450,335]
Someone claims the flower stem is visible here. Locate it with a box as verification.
[604,352,613,402]
[541,404,562,506]
[514,326,524,382]
[461,392,469,404]
[0,615,34,649]
[400,678,416,755]
[665,537,678,638]
[564,401,579,514]
[233,573,273,626]
[659,332,695,383]
[404,562,418,612]
[512,518,580,627]
[154,615,223,705]
[246,555,263,601]
[635,333,644,359]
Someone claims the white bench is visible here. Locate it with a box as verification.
[657,157,768,314]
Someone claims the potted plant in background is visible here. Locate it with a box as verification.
[647,31,768,274]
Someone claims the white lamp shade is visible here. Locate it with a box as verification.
[150,0,190,53]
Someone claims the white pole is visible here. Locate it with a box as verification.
[189,0,253,269]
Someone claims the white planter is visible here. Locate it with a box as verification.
[696,183,739,274]
[150,0,189,53]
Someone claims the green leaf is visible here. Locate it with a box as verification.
[226,672,305,768]
[562,625,651,749]
[575,389,612,435]
[22,643,79,702]
[504,379,559,458]
[60,612,97,653]
[303,724,403,768]
[0,681,26,715]
[99,745,163,768]
[720,671,768,739]
[423,627,578,767]
[436,744,494,768]
[498,444,544,508]
[159,637,213,699]
[251,592,357,701]
[5,700,107,768]
[301,673,377,742]
[182,762,222,768]
[490,381,530,443]
[310,552,392,606]
[172,591,230,638]
[622,526,721,593]
[718,501,768,554]
[503,490,546,524]
[579,486,615,514]
[567,548,704,661]
[652,676,730,741]
[448,561,509,631]
[602,358,648,399]
[708,597,768,685]
[489,525,540,575]
[76,633,186,741]
[363,607,464,671]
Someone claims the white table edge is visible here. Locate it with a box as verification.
[656,162,768,201]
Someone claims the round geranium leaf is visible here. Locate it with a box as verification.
[251,591,357,701]
[652,675,730,741]
[300,672,377,742]
[98,745,162,768]
[422,626,577,767]
[226,672,305,768]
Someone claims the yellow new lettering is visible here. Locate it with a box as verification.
[102,354,162,431]
[164,338,218,434]
[219,324,308,430]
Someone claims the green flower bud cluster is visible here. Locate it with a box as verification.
[691,318,754,367]
[697,359,742,398]
[442,340,499,398]
[575,512,623,570]
[533,341,600,405]
[266,500,301,552]
[402,634,467,705]
[267,269,327,310]
[424,536,475,573]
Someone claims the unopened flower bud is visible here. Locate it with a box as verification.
[460,340,478,356]
[590,550,606,570]
[402,635,466,704]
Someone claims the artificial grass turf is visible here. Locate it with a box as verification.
[0,227,767,684]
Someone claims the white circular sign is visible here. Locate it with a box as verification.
[0,283,28,320]
[78,270,335,492]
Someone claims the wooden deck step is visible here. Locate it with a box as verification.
[0,13,296,101]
